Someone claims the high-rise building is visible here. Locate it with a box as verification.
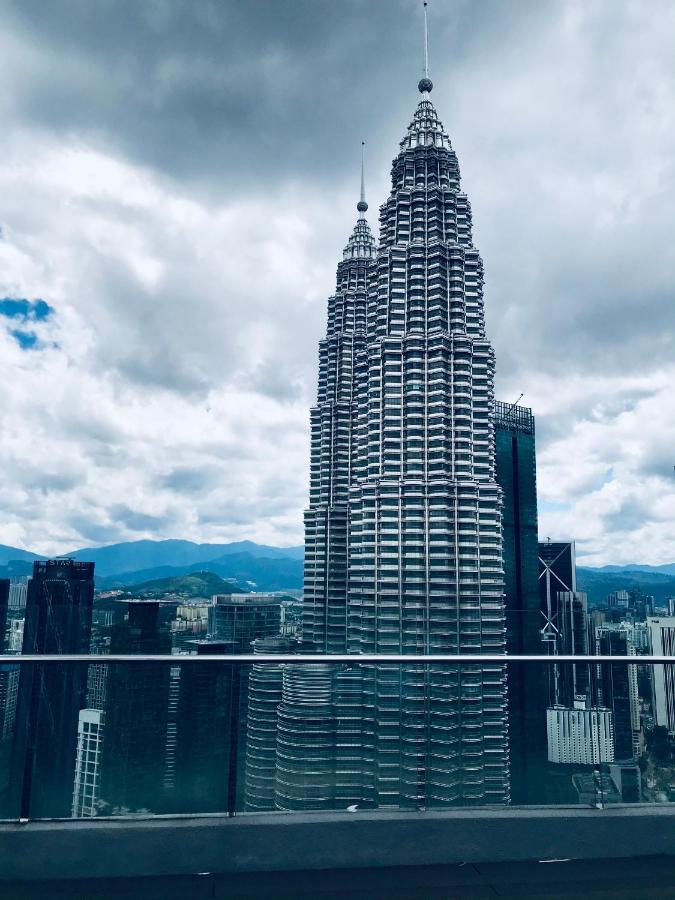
[71,708,104,818]
[99,601,171,814]
[209,594,281,650]
[204,592,283,807]
[10,559,94,818]
[546,701,614,765]
[538,541,576,647]
[0,579,8,645]
[301,44,509,808]
[0,580,18,806]
[245,636,296,811]
[648,617,675,733]
[8,577,29,611]
[556,590,591,705]
[173,640,237,813]
[275,664,337,811]
[595,626,640,760]
[494,401,545,802]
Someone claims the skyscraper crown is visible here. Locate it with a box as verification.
[400,98,451,151]
[343,217,375,260]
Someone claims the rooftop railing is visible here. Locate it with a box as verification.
[0,653,672,822]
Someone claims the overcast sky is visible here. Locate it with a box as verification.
[0,0,674,564]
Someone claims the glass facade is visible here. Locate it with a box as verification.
[494,402,546,802]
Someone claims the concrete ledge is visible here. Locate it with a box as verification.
[2,806,675,882]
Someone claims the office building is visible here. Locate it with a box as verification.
[245,636,296,811]
[0,580,18,804]
[71,708,104,817]
[494,401,545,802]
[275,664,337,811]
[8,577,28,611]
[99,602,171,814]
[648,617,675,733]
[173,641,236,813]
[538,541,577,646]
[209,594,281,650]
[547,701,614,765]
[10,559,94,818]
[299,49,510,808]
[595,626,640,760]
[557,590,591,705]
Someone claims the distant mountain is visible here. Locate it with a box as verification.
[65,539,304,576]
[591,563,675,577]
[577,566,675,606]
[118,570,239,599]
[0,544,44,566]
[96,550,303,592]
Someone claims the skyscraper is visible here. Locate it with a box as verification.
[245,635,296,812]
[174,640,238,814]
[546,701,614,765]
[99,601,171,814]
[302,23,509,807]
[0,579,17,807]
[11,559,94,818]
[71,708,104,818]
[209,593,281,650]
[538,540,577,647]
[648,617,675,733]
[494,401,546,802]
[595,626,640,760]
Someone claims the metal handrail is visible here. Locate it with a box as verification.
[0,654,670,664]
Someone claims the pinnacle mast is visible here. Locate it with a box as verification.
[357,141,368,218]
[419,2,433,95]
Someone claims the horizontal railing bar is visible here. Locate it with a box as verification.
[0,654,671,665]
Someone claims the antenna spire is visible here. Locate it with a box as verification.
[357,141,368,217]
[418,3,433,94]
[424,2,429,78]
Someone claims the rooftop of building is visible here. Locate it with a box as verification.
[4,806,675,899]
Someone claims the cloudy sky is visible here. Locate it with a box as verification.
[0,0,673,564]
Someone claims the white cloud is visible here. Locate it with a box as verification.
[0,0,674,564]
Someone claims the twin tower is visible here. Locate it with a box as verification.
[289,78,509,809]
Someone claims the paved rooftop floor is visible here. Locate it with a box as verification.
[3,857,675,900]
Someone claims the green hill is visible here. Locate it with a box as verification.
[118,571,240,600]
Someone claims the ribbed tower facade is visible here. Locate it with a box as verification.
[303,76,509,807]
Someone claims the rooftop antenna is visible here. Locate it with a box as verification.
[419,3,433,94]
[502,392,524,424]
[357,141,368,217]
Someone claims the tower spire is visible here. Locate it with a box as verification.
[419,2,433,94]
[357,141,368,217]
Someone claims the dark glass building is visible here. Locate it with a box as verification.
[208,594,281,651]
[494,401,546,802]
[596,627,639,761]
[538,541,576,646]
[99,601,171,814]
[173,595,283,812]
[174,640,237,814]
[0,579,16,805]
[11,559,94,818]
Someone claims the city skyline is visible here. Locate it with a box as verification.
[0,0,674,565]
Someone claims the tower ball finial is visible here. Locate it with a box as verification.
[418,2,433,93]
[357,141,368,214]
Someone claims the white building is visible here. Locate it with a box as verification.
[648,617,675,732]
[8,577,28,611]
[547,702,614,765]
[72,709,104,818]
[6,618,24,653]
